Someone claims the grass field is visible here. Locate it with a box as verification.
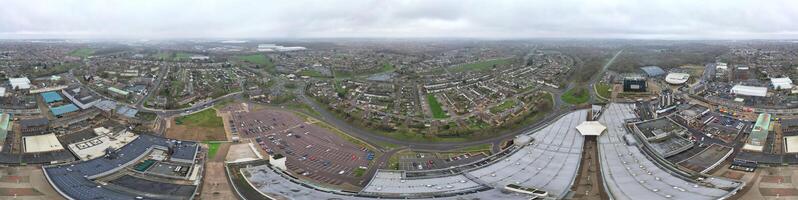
[595,83,612,99]
[427,94,448,119]
[69,48,94,58]
[562,87,590,105]
[299,69,325,77]
[234,54,269,65]
[174,53,192,60]
[449,58,512,73]
[205,142,222,159]
[167,108,227,141]
[235,54,275,72]
[154,52,172,60]
[490,99,516,113]
[176,109,223,128]
[378,63,395,73]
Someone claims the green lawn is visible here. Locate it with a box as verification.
[299,69,325,77]
[234,54,275,72]
[490,99,516,114]
[154,52,172,60]
[595,83,612,99]
[562,87,590,105]
[174,53,192,60]
[378,63,395,73]
[234,54,268,65]
[69,48,94,58]
[204,142,222,159]
[353,168,366,177]
[427,94,448,119]
[449,58,512,73]
[175,109,223,128]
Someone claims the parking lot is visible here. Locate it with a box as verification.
[231,109,371,188]
[397,151,487,171]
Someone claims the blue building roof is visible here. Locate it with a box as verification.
[641,66,666,77]
[51,104,79,116]
[41,91,64,103]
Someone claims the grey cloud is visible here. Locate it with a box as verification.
[1,0,797,39]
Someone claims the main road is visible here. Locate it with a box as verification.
[297,82,571,152]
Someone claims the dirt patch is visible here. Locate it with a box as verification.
[723,171,745,180]
[761,175,791,183]
[760,188,798,196]
[166,114,227,141]
[0,188,43,196]
[0,175,29,183]
[0,166,64,200]
[199,162,236,200]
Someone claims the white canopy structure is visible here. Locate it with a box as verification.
[665,73,690,85]
[772,77,793,90]
[576,121,606,136]
[731,85,767,97]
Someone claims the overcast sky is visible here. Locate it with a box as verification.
[1,0,797,40]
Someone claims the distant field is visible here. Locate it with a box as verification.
[174,53,192,60]
[562,87,590,105]
[449,58,512,73]
[377,63,395,73]
[299,69,325,77]
[427,94,448,119]
[154,52,172,60]
[490,99,516,114]
[234,54,275,72]
[234,54,270,65]
[69,48,94,57]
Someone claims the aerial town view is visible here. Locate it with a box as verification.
[1,0,797,200]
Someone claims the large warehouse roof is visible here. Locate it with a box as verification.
[772,77,793,90]
[641,66,666,77]
[665,73,690,85]
[24,133,64,153]
[731,85,767,97]
[51,104,79,116]
[41,91,64,103]
[9,77,31,90]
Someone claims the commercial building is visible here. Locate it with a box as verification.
[771,77,793,90]
[23,133,64,153]
[730,85,767,97]
[743,113,771,152]
[623,77,647,92]
[641,66,666,77]
[665,73,690,85]
[51,104,79,117]
[9,77,31,90]
[41,91,64,103]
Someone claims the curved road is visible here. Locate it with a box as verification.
[297,83,572,152]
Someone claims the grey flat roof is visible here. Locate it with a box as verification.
[598,104,739,200]
[467,109,587,197]
[245,110,590,200]
[245,165,533,200]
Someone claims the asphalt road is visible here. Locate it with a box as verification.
[587,49,624,103]
[297,82,572,152]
